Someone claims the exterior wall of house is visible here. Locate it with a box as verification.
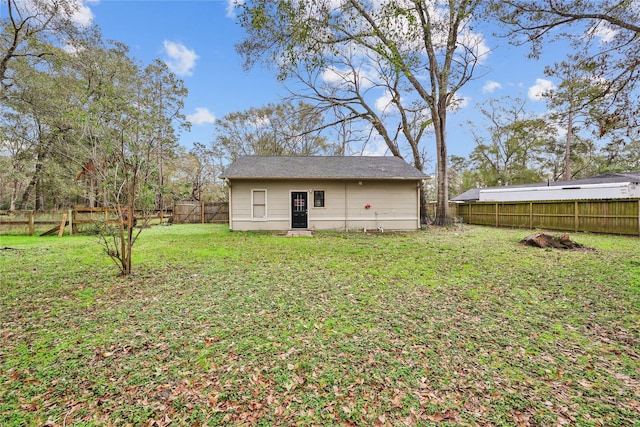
[228,179,420,231]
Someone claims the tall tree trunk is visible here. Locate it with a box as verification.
[35,166,44,210]
[410,155,430,225]
[19,177,34,210]
[433,100,450,225]
[565,109,573,180]
[19,135,55,210]
[419,183,430,225]
[19,162,43,210]
[10,181,18,211]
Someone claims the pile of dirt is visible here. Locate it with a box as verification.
[520,233,591,250]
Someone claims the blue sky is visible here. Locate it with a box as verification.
[88,0,286,148]
[25,1,578,171]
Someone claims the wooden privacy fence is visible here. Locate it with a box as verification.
[457,199,640,236]
[0,208,171,236]
[172,201,229,224]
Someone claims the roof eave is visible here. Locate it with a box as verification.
[220,176,425,180]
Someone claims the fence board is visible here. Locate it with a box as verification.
[457,199,640,236]
[0,208,172,235]
[172,201,229,224]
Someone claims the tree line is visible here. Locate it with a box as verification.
[2,0,639,222]
[0,1,198,213]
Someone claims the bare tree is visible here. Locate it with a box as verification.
[288,49,434,221]
[213,100,332,161]
[169,143,226,202]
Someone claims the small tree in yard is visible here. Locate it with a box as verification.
[70,35,187,275]
[95,133,150,276]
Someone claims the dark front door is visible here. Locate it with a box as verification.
[291,192,308,229]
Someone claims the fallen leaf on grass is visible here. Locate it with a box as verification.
[391,389,405,408]
[62,403,84,425]
[403,413,417,426]
[424,409,459,422]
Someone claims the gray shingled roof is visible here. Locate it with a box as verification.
[220,156,427,180]
[451,172,640,202]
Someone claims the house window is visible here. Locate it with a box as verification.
[252,190,267,220]
[313,190,325,208]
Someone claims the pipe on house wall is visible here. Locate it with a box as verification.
[417,180,422,229]
[344,182,348,230]
[227,180,233,230]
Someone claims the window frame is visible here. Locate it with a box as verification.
[251,189,267,221]
[312,189,326,208]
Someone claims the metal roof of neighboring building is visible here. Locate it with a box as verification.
[451,172,640,202]
[220,156,428,180]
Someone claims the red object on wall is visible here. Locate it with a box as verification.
[365,204,371,209]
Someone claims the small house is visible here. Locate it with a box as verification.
[219,156,427,231]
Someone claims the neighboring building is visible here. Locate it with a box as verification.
[219,156,427,231]
[452,172,640,202]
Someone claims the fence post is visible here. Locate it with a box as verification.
[68,209,73,235]
[28,211,35,236]
[574,201,579,232]
[495,203,499,227]
[58,214,67,238]
[201,201,205,224]
[638,200,640,237]
[529,202,533,229]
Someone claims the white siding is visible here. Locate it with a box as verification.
[479,182,640,202]
[228,179,420,231]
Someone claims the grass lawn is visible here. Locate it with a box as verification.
[1,224,638,426]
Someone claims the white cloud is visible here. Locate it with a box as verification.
[226,0,243,18]
[163,40,199,77]
[321,66,345,85]
[375,90,394,113]
[360,140,390,157]
[458,30,491,64]
[528,78,555,101]
[482,80,502,93]
[451,94,470,110]
[321,65,377,89]
[13,0,95,26]
[187,108,216,125]
[71,0,96,27]
[592,23,617,44]
[252,115,270,128]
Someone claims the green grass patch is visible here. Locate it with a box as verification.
[1,225,638,425]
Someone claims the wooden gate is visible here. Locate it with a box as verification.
[172,201,229,224]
